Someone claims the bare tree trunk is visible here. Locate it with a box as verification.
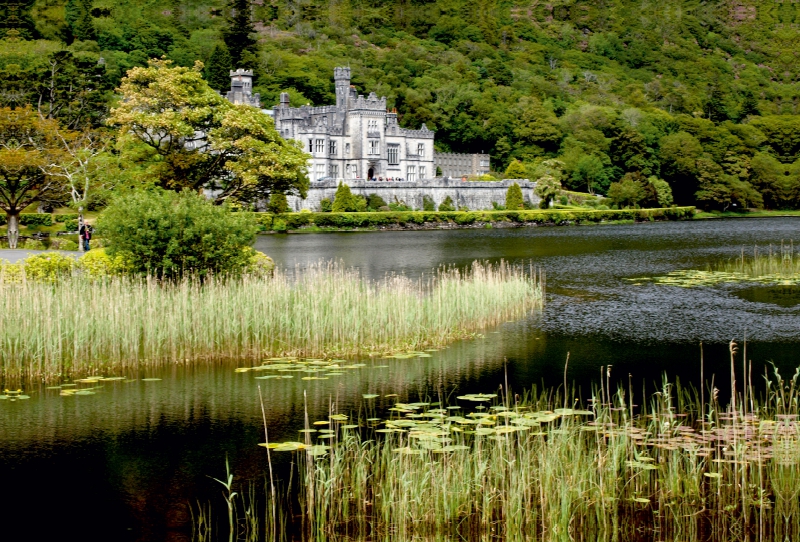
[7,212,19,249]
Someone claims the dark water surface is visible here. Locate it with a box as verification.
[3,218,800,540]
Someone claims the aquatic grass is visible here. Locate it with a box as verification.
[247,363,800,542]
[629,242,800,287]
[0,260,542,380]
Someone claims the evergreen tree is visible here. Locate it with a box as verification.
[706,86,729,123]
[206,43,233,92]
[438,196,455,212]
[505,182,524,210]
[267,192,289,213]
[65,0,95,42]
[332,182,357,212]
[222,0,258,66]
[738,90,760,121]
[504,160,526,179]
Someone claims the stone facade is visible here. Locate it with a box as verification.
[286,179,539,212]
[226,69,260,107]
[271,67,435,183]
[434,152,491,178]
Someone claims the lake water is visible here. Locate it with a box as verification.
[3,218,800,540]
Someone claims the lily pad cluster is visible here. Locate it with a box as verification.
[263,394,595,456]
[627,269,800,288]
[0,389,30,401]
[46,376,157,397]
[235,352,436,381]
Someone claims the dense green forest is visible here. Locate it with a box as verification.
[4,0,800,209]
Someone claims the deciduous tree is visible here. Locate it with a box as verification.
[0,106,67,248]
[108,60,309,203]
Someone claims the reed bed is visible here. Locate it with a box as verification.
[233,360,800,542]
[0,260,542,380]
[714,241,800,280]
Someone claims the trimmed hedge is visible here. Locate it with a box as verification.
[19,214,53,227]
[252,207,695,231]
[54,213,80,223]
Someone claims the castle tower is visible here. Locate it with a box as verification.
[227,69,260,107]
[334,67,351,109]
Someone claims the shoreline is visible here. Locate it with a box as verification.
[252,207,695,233]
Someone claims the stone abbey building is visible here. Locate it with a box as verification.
[226,68,489,182]
[271,67,435,182]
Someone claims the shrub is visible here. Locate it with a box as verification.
[504,160,527,179]
[19,214,53,227]
[245,248,275,277]
[388,201,412,211]
[332,182,360,212]
[78,248,134,278]
[438,196,456,212]
[62,219,79,231]
[49,237,79,251]
[367,194,388,210]
[98,189,258,279]
[535,175,561,208]
[0,260,22,284]
[320,198,333,212]
[505,182,524,210]
[21,239,46,250]
[22,252,76,282]
[54,214,80,223]
[422,195,436,211]
[267,192,290,213]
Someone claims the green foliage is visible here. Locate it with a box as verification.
[54,213,79,223]
[205,43,232,92]
[332,182,359,212]
[49,237,79,251]
[534,176,561,208]
[422,195,436,212]
[649,177,674,208]
[97,189,258,279]
[504,161,527,180]
[222,0,257,65]
[108,60,309,202]
[250,208,695,231]
[267,192,290,214]
[505,183,524,210]
[320,198,332,212]
[438,196,455,212]
[12,0,800,212]
[367,193,388,210]
[245,248,275,277]
[608,177,646,208]
[21,238,46,250]
[19,214,53,227]
[22,252,76,282]
[78,247,133,278]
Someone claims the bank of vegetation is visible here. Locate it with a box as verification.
[199,365,800,542]
[0,260,542,380]
[3,0,800,245]
[251,207,695,232]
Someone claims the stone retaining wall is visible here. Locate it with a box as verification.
[286,179,539,211]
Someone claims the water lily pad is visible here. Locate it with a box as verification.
[362,394,380,399]
[141,378,162,382]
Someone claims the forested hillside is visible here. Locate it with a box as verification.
[4,0,800,209]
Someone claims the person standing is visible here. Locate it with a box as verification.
[79,221,92,251]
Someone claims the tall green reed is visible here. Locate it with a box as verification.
[268,366,800,542]
[0,260,542,380]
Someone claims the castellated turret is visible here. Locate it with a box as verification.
[334,67,351,109]
[226,69,260,107]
